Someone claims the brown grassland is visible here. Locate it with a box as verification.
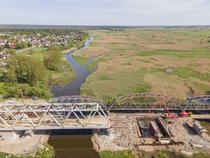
[74,28,210,101]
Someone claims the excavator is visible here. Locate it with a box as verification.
[148,100,192,119]
[163,110,192,119]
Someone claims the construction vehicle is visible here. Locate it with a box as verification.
[178,111,192,117]
[163,111,192,119]
[148,99,191,119]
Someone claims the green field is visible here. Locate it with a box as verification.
[71,28,210,101]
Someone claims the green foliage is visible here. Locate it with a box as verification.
[128,84,151,94]
[0,145,54,158]
[0,152,8,158]
[153,151,169,158]
[0,46,4,51]
[15,41,27,49]
[99,151,135,158]
[136,50,210,58]
[179,153,210,158]
[1,82,51,99]
[72,55,89,65]
[27,42,33,47]
[7,49,16,55]
[7,55,45,86]
[87,58,107,72]
[44,47,62,71]
[97,74,113,80]
[34,145,54,158]
[174,67,210,82]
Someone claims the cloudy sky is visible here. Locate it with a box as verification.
[0,0,210,25]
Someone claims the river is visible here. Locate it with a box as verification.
[49,37,100,158]
[51,37,94,96]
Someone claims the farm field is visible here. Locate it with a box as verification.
[74,28,210,101]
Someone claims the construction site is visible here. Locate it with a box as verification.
[92,113,210,155]
[0,94,210,156]
[92,94,210,155]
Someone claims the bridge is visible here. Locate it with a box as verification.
[109,93,210,112]
[0,93,210,132]
[0,96,108,131]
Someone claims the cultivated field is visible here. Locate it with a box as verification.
[74,28,210,101]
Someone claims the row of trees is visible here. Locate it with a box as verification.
[7,55,45,86]
[6,46,63,86]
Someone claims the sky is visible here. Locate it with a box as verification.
[0,0,210,26]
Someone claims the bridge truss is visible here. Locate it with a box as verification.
[108,93,210,112]
[0,94,210,132]
[108,93,182,111]
[184,95,210,111]
[0,96,109,131]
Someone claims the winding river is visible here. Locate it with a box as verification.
[51,37,94,96]
[49,37,100,158]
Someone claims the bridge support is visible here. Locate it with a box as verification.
[0,130,34,140]
[0,131,21,140]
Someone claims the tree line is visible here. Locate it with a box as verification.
[0,46,64,99]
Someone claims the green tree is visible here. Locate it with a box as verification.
[0,46,4,51]
[7,55,45,86]
[27,42,33,47]
[44,48,62,71]
[15,41,27,49]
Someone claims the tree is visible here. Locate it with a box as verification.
[27,42,33,47]
[0,46,4,51]
[15,42,27,49]
[7,55,45,86]
[44,48,62,71]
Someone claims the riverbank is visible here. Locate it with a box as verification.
[51,37,94,97]
[0,134,49,155]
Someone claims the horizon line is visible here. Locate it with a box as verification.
[1,24,210,27]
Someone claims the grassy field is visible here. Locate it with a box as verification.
[71,28,210,101]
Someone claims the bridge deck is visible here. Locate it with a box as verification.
[0,117,109,131]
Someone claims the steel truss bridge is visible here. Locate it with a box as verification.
[0,96,108,131]
[108,93,210,112]
[0,94,210,131]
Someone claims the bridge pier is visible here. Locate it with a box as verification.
[0,130,34,140]
[0,131,21,140]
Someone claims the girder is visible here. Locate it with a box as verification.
[50,95,107,110]
[0,94,210,131]
[183,95,210,111]
[108,93,182,111]
[0,102,109,131]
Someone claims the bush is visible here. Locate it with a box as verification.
[44,50,62,71]
[0,46,4,51]
[7,49,16,55]
[2,83,51,99]
[99,151,135,158]
[153,152,169,158]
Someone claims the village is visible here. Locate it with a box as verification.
[0,30,85,62]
